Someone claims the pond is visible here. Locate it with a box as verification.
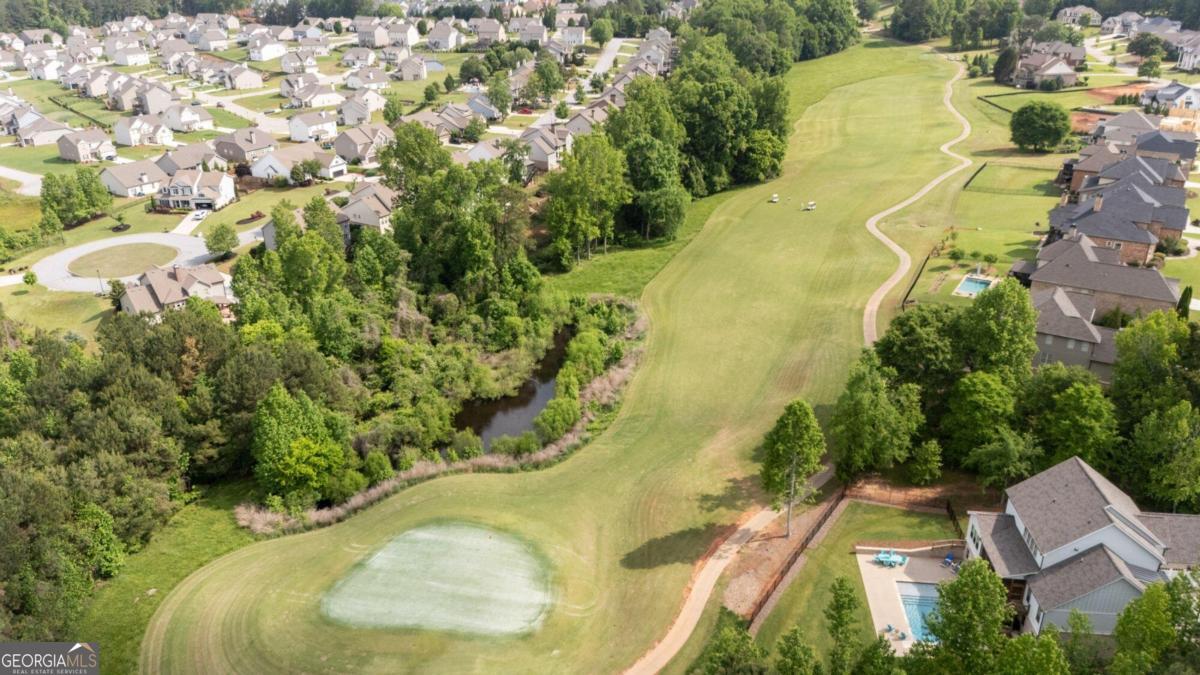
[454,329,571,451]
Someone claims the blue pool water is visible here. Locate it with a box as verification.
[897,581,939,642]
[955,275,993,297]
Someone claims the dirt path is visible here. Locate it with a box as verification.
[862,60,972,345]
[623,467,832,675]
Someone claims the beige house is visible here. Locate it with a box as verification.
[57,129,116,163]
[120,265,235,322]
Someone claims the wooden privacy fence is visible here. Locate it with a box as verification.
[746,485,847,625]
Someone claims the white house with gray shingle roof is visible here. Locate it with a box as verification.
[967,457,1200,635]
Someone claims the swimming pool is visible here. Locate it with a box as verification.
[897,581,939,643]
[953,274,994,297]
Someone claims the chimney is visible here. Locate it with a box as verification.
[248,130,256,144]
[1094,194,1104,212]
[1060,192,1069,206]
[1069,225,1079,241]
[139,172,148,183]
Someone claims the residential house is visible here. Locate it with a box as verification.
[57,128,116,163]
[556,11,588,28]
[389,22,420,47]
[1131,16,1182,37]
[157,169,236,210]
[426,21,464,51]
[359,25,390,48]
[16,117,72,146]
[965,457,1200,635]
[380,45,410,64]
[290,83,345,108]
[560,25,587,48]
[1023,231,1181,316]
[281,49,319,74]
[19,29,62,46]
[1141,80,1200,110]
[113,114,173,146]
[156,141,228,175]
[248,37,287,61]
[1012,53,1078,89]
[114,48,151,66]
[466,94,502,120]
[338,90,386,125]
[333,123,395,164]
[136,84,175,115]
[520,125,572,171]
[250,141,347,182]
[162,104,214,132]
[120,265,235,322]
[1027,40,1087,68]
[1093,109,1163,147]
[345,67,389,90]
[565,105,608,135]
[1134,130,1199,168]
[337,182,398,233]
[214,126,278,164]
[100,159,168,196]
[268,25,296,42]
[519,23,548,45]
[397,55,428,81]
[289,110,338,142]
[280,72,320,98]
[399,108,451,142]
[476,18,507,45]
[298,36,330,56]
[341,47,376,68]
[197,29,231,52]
[224,65,263,90]
[1030,285,1117,381]
[1055,5,1101,26]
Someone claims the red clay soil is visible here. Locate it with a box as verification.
[1072,110,1111,133]
[846,471,1000,513]
[722,491,839,618]
[1087,83,1150,104]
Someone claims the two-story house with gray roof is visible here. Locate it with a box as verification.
[967,457,1200,635]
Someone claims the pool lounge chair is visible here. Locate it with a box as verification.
[941,553,954,567]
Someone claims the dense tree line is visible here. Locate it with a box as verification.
[0,121,633,639]
[890,0,1021,45]
[695,559,1200,673]
[688,0,859,75]
[828,278,1200,514]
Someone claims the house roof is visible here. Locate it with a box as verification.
[1006,457,1162,554]
[1033,286,1102,343]
[156,141,219,173]
[1028,545,1149,610]
[216,126,277,153]
[293,110,337,126]
[1139,513,1200,567]
[1032,235,1180,304]
[1135,130,1199,163]
[968,512,1041,577]
[103,158,167,187]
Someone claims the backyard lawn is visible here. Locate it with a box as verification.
[205,106,252,129]
[134,39,967,675]
[753,502,959,658]
[196,184,331,237]
[3,199,176,269]
[0,284,110,343]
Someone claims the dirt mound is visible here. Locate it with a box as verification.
[1087,83,1149,104]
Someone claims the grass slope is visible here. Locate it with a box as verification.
[135,39,962,674]
[78,483,255,675]
[753,502,958,657]
[66,243,177,278]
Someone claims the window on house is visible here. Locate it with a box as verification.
[1022,526,1040,559]
[969,524,982,551]
[1067,339,1076,350]
[1044,335,1054,346]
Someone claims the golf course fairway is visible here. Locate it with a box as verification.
[139,40,961,674]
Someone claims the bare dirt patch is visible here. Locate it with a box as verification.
[1072,110,1111,133]
[1086,82,1150,104]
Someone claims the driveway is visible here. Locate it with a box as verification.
[0,164,43,196]
[591,38,626,79]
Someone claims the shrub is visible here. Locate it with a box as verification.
[490,431,541,457]
[326,469,369,504]
[907,440,943,486]
[363,450,394,485]
[450,429,484,459]
[534,396,581,443]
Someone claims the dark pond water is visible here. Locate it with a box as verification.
[454,329,571,451]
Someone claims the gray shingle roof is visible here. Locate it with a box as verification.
[970,512,1040,577]
[1028,545,1145,610]
[1033,287,1101,343]
[1031,235,1180,304]
[1139,513,1200,568]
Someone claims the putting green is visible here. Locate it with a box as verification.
[66,244,177,278]
[321,523,552,636]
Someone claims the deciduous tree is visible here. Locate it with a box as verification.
[760,399,825,536]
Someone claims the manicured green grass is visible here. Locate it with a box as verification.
[78,482,256,675]
[3,200,176,269]
[197,184,330,237]
[0,144,98,175]
[754,502,958,660]
[138,39,968,674]
[235,91,288,112]
[66,243,177,277]
[0,285,110,343]
[205,107,252,129]
[0,180,38,236]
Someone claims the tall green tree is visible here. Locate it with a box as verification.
[1111,310,1190,433]
[486,70,512,119]
[774,627,821,675]
[760,399,825,536]
[830,350,923,481]
[956,278,1037,388]
[926,558,1013,671]
[1010,101,1071,152]
[543,133,631,266]
[967,427,1041,491]
[1114,584,1175,666]
[993,633,1070,675]
[1036,381,1117,469]
[942,371,1013,466]
[825,576,861,675]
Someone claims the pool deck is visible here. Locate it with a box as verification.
[855,553,956,655]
